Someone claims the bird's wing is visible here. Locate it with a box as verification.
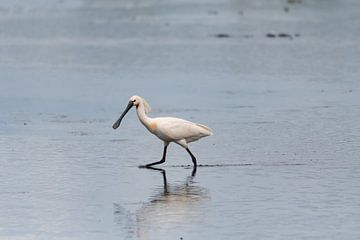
[155,117,211,141]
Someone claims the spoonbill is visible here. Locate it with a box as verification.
[112,95,213,167]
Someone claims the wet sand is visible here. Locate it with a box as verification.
[0,0,360,239]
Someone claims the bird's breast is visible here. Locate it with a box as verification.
[148,121,158,133]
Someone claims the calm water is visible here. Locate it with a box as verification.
[0,0,360,239]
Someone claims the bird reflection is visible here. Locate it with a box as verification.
[136,166,209,239]
[145,166,197,193]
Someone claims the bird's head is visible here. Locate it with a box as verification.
[129,95,141,107]
[112,95,151,130]
[129,95,151,112]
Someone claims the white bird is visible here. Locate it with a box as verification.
[112,95,213,167]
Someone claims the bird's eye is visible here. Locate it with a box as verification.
[132,99,136,103]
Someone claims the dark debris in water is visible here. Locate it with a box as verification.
[278,33,292,39]
[211,33,253,39]
[213,33,231,38]
[287,0,302,4]
[266,32,300,40]
[266,33,276,38]
[210,31,302,40]
[208,9,244,16]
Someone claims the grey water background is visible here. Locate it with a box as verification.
[0,0,360,239]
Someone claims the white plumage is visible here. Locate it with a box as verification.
[112,95,213,167]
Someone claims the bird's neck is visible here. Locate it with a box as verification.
[136,103,153,131]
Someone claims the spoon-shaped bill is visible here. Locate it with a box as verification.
[112,101,133,129]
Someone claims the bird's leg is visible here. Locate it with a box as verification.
[186,148,197,167]
[191,165,197,176]
[145,145,168,167]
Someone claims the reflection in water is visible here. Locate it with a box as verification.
[136,167,210,239]
[114,167,210,239]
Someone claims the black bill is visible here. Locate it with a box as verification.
[112,101,133,129]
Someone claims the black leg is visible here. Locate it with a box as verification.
[186,148,197,167]
[145,145,167,167]
[191,165,197,176]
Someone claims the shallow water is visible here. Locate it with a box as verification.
[0,0,360,239]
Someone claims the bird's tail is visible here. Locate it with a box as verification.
[196,124,213,136]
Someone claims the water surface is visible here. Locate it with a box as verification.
[0,0,359,239]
